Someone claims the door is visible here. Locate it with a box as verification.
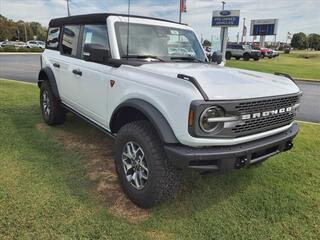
[58,25,82,104]
[62,24,112,127]
[45,27,66,96]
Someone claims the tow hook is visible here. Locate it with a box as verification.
[285,142,293,151]
[235,157,248,169]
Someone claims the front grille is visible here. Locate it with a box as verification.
[235,95,299,113]
[233,112,295,134]
[232,94,300,136]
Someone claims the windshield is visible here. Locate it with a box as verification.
[243,45,252,50]
[115,22,206,62]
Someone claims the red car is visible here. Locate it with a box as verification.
[254,47,273,58]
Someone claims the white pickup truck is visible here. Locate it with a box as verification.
[38,13,301,208]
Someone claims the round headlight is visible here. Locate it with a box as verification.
[199,106,224,133]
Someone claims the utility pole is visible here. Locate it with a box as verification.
[66,0,71,16]
[241,17,246,43]
[17,29,20,41]
[220,1,228,62]
[24,24,28,42]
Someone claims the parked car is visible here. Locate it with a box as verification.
[39,13,301,208]
[270,49,279,58]
[27,40,46,49]
[226,44,261,61]
[1,41,27,48]
[254,47,273,59]
[168,47,196,57]
[284,46,291,54]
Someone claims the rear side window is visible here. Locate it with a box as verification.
[46,27,60,50]
[61,25,81,57]
[81,24,110,58]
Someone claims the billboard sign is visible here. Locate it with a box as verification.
[250,19,279,36]
[212,10,240,27]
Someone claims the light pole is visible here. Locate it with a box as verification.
[66,0,71,16]
[220,1,228,63]
[241,17,246,43]
[24,23,28,42]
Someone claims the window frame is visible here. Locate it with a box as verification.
[59,24,83,59]
[46,27,61,51]
[58,23,111,61]
[79,23,111,60]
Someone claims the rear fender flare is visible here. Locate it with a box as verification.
[38,67,60,100]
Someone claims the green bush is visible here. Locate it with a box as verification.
[2,46,17,52]
[0,46,44,53]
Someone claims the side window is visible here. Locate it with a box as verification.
[46,27,60,50]
[61,25,81,56]
[81,24,110,58]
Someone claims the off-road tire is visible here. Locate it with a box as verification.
[225,52,232,60]
[40,81,66,125]
[243,53,250,61]
[115,120,181,208]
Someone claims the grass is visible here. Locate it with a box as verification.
[225,51,320,80]
[0,79,320,239]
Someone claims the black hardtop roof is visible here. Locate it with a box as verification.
[49,13,182,27]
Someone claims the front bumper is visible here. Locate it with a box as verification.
[164,123,299,171]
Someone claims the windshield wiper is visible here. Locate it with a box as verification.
[122,55,166,62]
[170,56,204,63]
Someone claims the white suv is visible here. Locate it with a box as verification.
[27,40,45,49]
[39,13,301,208]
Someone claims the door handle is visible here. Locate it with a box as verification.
[53,63,60,68]
[72,69,82,76]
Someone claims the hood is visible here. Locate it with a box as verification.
[139,63,300,100]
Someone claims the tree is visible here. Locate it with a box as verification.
[291,32,308,50]
[308,33,320,50]
[0,14,47,41]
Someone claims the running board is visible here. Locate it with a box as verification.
[60,103,116,140]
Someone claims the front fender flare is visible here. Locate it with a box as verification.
[110,99,179,144]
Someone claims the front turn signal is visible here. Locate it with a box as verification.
[188,109,194,127]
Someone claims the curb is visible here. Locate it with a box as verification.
[294,79,320,84]
[296,120,320,126]
[0,52,42,55]
[0,78,36,85]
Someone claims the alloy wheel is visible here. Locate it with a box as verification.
[42,90,51,116]
[122,141,149,190]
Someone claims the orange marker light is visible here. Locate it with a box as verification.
[188,109,194,127]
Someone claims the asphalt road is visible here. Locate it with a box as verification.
[0,54,319,123]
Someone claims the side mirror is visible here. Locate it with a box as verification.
[211,52,223,64]
[83,43,111,63]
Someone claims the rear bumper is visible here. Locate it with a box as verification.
[164,123,299,171]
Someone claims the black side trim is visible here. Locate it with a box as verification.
[38,67,61,100]
[177,74,209,101]
[61,103,116,140]
[110,99,178,144]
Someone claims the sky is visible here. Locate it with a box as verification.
[0,0,319,43]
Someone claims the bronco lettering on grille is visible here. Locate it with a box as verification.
[241,107,293,120]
